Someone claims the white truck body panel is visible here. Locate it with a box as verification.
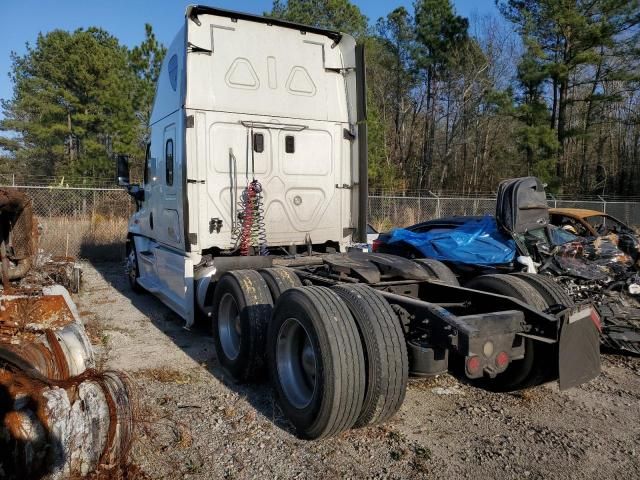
[129,8,362,325]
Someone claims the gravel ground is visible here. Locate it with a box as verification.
[77,262,640,479]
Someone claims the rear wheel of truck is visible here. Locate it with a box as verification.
[510,273,574,310]
[413,258,459,286]
[464,274,549,392]
[332,284,408,428]
[258,267,302,300]
[212,270,273,382]
[126,240,144,293]
[267,286,365,439]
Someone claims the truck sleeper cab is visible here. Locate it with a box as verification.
[119,6,601,440]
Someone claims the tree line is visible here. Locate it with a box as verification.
[0,25,165,183]
[1,1,639,195]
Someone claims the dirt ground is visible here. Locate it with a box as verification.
[77,262,640,480]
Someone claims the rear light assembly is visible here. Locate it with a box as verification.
[372,239,381,252]
[495,351,509,369]
[465,355,481,377]
[465,347,512,379]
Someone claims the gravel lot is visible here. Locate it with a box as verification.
[77,262,640,479]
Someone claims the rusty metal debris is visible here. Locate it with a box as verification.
[0,288,135,479]
[532,236,640,355]
[0,189,38,286]
[0,188,134,479]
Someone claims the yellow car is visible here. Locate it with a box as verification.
[549,208,639,260]
[550,208,631,236]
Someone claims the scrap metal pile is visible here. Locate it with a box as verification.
[0,189,133,479]
[498,177,640,355]
[524,231,640,354]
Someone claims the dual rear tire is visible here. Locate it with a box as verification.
[268,286,365,439]
[211,270,274,381]
[210,268,408,439]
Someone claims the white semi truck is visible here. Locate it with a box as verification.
[117,6,601,439]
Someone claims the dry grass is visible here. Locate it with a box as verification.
[134,368,194,385]
[38,215,128,260]
[175,424,193,449]
[510,387,545,405]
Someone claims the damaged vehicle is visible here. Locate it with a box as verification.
[549,208,640,262]
[375,177,640,355]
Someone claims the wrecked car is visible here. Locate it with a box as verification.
[549,208,640,262]
[374,178,640,355]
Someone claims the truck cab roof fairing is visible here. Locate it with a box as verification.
[186,4,343,43]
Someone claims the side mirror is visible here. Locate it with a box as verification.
[116,154,130,186]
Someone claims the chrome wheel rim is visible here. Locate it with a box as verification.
[218,293,242,361]
[127,251,137,286]
[276,318,317,409]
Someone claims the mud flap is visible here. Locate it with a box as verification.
[558,308,601,390]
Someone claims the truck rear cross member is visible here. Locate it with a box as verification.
[116,5,601,440]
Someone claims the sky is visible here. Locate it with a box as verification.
[0,0,499,106]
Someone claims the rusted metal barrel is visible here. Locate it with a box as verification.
[0,188,37,282]
[1,290,95,380]
[0,286,133,479]
[0,366,134,479]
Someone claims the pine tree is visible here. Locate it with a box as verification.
[499,0,640,190]
[0,28,139,181]
[413,0,469,188]
[0,25,166,183]
[267,0,368,38]
[129,24,166,149]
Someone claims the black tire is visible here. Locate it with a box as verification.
[510,273,574,310]
[212,270,273,382]
[413,258,460,286]
[126,240,144,293]
[267,286,365,439]
[464,274,549,391]
[258,267,303,300]
[465,274,547,311]
[332,284,408,428]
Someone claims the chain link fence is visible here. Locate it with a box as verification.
[368,194,640,232]
[12,186,134,261]
[3,183,640,260]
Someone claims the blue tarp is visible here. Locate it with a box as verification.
[387,216,516,266]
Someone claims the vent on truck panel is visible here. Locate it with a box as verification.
[285,66,316,96]
[225,58,260,90]
[168,55,178,91]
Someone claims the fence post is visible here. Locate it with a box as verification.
[598,195,606,214]
[429,190,440,218]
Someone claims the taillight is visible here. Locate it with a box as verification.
[466,356,481,376]
[495,351,509,369]
[372,239,381,252]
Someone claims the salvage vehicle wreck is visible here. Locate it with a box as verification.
[375,177,640,355]
[0,188,133,479]
[549,208,640,262]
